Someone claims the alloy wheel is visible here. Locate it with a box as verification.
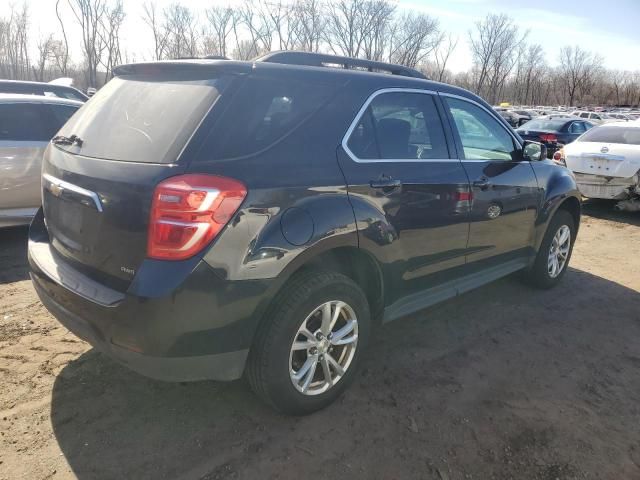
[289,300,359,395]
[548,225,571,278]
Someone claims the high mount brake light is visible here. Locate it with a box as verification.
[148,174,247,260]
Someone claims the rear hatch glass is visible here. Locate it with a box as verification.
[42,73,229,290]
[56,74,223,163]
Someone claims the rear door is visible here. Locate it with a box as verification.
[338,88,470,304]
[0,102,64,218]
[441,94,540,267]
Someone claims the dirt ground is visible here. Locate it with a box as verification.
[1,200,639,480]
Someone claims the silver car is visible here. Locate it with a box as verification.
[0,94,82,227]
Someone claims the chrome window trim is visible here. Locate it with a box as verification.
[439,92,523,150]
[341,87,460,164]
[42,173,103,212]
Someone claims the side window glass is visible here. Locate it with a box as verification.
[0,103,49,141]
[569,122,585,134]
[207,76,336,159]
[445,97,516,161]
[346,91,448,160]
[347,109,378,159]
[580,112,589,118]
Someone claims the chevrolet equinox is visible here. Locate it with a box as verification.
[28,52,581,415]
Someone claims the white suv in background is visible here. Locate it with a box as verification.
[569,111,616,124]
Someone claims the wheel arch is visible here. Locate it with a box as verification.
[250,245,385,352]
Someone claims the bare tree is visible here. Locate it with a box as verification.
[387,12,441,68]
[204,6,235,57]
[293,0,325,52]
[161,3,200,59]
[360,0,395,61]
[325,0,395,59]
[235,1,273,57]
[99,0,124,79]
[67,0,108,88]
[33,34,54,81]
[142,1,167,60]
[0,4,31,80]
[55,0,70,75]
[432,34,458,82]
[558,45,601,106]
[469,14,526,104]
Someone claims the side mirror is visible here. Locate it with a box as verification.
[522,140,547,161]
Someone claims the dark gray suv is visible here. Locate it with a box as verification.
[29,52,581,414]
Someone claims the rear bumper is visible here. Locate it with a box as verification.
[28,211,273,382]
[31,276,248,381]
[573,172,638,200]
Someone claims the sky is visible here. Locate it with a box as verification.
[2,0,640,73]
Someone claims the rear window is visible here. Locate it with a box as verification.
[578,126,640,145]
[57,75,223,163]
[0,103,76,141]
[203,75,336,160]
[519,119,566,131]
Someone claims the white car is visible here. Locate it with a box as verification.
[569,111,617,124]
[0,94,81,226]
[561,122,640,210]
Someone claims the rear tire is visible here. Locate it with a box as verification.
[246,270,370,415]
[525,209,576,289]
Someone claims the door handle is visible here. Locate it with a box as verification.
[473,177,491,190]
[370,178,402,191]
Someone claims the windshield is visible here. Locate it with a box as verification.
[57,75,223,163]
[578,126,640,145]
[518,119,566,131]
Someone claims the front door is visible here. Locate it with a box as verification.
[441,95,540,268]
[338,89,470,305]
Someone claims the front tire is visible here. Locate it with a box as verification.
[246,270,371,415]
[526,209,576,289]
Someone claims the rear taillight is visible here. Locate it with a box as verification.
[539,133,558,143]
[552,148,566,166]
[148,174,246,260]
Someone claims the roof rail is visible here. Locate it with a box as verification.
[255,51,427,80]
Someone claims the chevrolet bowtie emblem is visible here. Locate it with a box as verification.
[49,182,64,197]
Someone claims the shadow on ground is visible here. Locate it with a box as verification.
[0,226,29,284]
[582,198,640,226]
[50,267,640,480]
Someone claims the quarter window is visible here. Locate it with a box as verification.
[346,91,448,160]
[444,97,516,161]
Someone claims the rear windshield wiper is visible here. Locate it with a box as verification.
[52,134,83,147]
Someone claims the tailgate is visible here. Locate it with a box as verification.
[42,145,185,290]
